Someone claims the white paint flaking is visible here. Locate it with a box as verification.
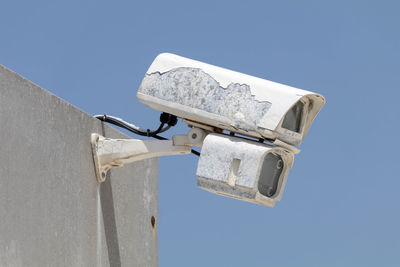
[139,67,271,132]
[137,53,326,147]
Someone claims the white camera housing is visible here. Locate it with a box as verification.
[91,53,325,207]
[137,53,325,146]
[196,133,294,207]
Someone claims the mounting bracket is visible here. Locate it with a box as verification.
[91,128,206,182]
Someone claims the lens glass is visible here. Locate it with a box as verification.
[258,153,284,197]
[282,101,304,133]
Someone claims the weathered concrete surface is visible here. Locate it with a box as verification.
[0,65,158,267]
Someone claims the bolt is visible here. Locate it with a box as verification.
[191,133,197,139]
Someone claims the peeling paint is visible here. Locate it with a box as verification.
[196,133,294,207]
[139,67,271,131]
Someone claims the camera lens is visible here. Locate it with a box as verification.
[258,153,284,197]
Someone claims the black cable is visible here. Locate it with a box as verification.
[159,125,172,133]
[94,113,200,156]
[94,114,166,137]
[191,149,200,156]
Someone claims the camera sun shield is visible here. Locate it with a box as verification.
[137,53,325,146]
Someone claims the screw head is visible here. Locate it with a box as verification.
[277,160,283,169]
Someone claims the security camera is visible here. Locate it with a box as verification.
[197,133,294,207]
[137,53,325,146]
[92,53,325,207]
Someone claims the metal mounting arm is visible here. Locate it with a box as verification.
[91,128,206,182]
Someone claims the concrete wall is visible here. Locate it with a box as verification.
[0,65,158,267]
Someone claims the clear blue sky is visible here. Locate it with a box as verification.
[1,1,399,266]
